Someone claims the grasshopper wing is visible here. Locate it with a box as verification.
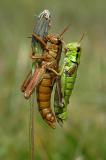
[24,67,46,99]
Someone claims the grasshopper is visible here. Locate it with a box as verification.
[54,34,84,125]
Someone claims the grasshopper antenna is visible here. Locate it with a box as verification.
[59,24,71,37]
[78,32,86,44]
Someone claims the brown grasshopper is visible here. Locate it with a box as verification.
[22,33,62,128]
[21,24,70,128]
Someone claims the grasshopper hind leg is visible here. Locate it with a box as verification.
[54,80,68,126]
[21,71,32,92]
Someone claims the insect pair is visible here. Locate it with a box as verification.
[21,10,83,128]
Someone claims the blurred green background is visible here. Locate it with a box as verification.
[0,0,106,160]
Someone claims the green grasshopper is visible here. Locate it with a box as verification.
[54,34,84,125]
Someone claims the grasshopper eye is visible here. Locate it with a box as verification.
[77,46,81,52]
[64,48,70,53]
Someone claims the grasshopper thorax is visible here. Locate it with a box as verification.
[46,34,62,44]
[65,42,81,64]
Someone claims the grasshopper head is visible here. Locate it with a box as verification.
[65,42,81,64]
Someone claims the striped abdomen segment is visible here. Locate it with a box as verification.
[64,72,77,106]
[36,73,56,128]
